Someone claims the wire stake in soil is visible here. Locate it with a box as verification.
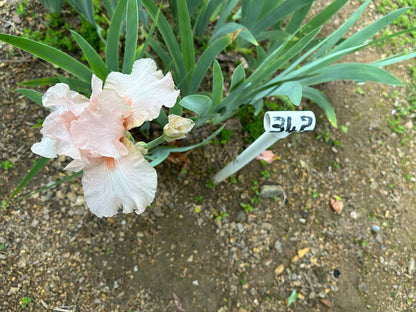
[212,111,316,184]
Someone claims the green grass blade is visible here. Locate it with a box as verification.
[177,0,195,79]
[187,0,204,15]
[299,63,403,86]
[16,89,43,106]
[8,171,82,205]
[38,0,64,13]
[195,0,223,37]
[213,0,239,34]
[105,0,127,72]
[67,0,96,26]
[250,0,313,35]
[0,34,92,82]
[155,108,169,127]
[123,0,139,73]
[179,95,212,116]
[253,81,303,106]
[302,86,337,128]
[136,5,161,60]
[247,27,320,88]
[169,100,183,116]
[18,77,59,87]
[189,34,232,94]
[372,50,416,67]
[102,0,116,17]
[241,0,263,27]
[70,30,108,80]
[211,22,258,46]
[332,7,409,53]
[285,1,313,34]
[312,0,370,60]
[299,0,348,34]
[211,60,224,109]
[142,0,187,91]
[150,124,225,167]
[279,45,364,82]
[148,37,175,72]
[230,64,245,92]
[8,157,51,202]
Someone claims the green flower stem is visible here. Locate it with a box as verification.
[145,135,166,150]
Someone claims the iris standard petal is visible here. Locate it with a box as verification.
[82,145,157,218]
[71,90,128,159]
[42,83,89,115]
[104,58,180,128]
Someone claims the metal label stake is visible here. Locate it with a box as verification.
[212,111,316,184]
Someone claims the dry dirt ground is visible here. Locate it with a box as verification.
[1,0,416,311]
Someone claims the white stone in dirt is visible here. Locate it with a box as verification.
[408,258,415,275]
[371,225,381,233]
[237,223,244,233]
[260,185,284,198]
[274,241,282,254]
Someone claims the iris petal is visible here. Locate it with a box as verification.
[104,59,180,128]
[82,145,157,218]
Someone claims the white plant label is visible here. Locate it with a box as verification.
[264,111,316,135]
[212,111,316,184]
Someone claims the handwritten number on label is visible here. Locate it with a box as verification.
[286,117,297,133]
[272,116,285,132]
[271,115,314,133]
[300,116,313,131]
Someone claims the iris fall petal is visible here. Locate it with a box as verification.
[82,145,157,218]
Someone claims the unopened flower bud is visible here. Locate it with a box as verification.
[135,141,148,155]
[163,115,194,142]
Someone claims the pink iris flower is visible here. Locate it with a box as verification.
[31,59,180,217]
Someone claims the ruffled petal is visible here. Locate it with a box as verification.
[89,75,103,111]
[104,58,180,128]
[82,145,157,218]
[31,137,57,158]
[41,111,81,160]
[70,90,128,159]
[42,83,89,115]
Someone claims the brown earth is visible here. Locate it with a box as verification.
[1,0,415,311]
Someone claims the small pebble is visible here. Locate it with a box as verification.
[408,258,415,275]
[297,248,309,258]
[274,264,285,276]
[333,269,341,278]
[259,185,284,198]
[299,218,306,224]
[274,241,282,254]
[291,255,299,263]
[371,225,381,233]
[309,291,316,299]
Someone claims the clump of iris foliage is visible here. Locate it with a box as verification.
[1,0,415,208]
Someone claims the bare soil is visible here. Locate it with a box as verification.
[1,1,415,311]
